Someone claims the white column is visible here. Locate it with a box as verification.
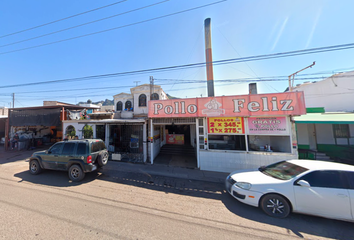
[196,118,200,169]
[150,118,154,164]
[105,124,110,150]
[244,117,249,152]
[143,121,147,163]
[290,116,298,157]
[92,124,96,139]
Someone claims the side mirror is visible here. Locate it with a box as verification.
[297,180,311,188]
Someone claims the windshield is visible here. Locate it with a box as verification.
[259,161,308,180]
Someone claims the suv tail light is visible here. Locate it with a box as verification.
[87,155,92,164]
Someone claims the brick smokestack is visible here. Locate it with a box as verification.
[204,18,215,97]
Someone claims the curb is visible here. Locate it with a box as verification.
[104,161,227,184]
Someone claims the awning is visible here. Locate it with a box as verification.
[294,113,354,124]
[69,119,146,124]
[10,108,62,127]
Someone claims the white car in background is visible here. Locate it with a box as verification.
[225,160,354,222]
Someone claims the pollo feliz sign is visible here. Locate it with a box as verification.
[148,92,305,118]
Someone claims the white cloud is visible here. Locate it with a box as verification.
[305,8,322,48]
[271,17,289,51]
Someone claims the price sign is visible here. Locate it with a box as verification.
[207,117,244,134]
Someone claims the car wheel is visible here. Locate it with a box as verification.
[260,194,291,218]
[97,151,108,167]
[68,164,85,182]
[29,159,42,175]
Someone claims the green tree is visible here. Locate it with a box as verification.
[83,125,93,139]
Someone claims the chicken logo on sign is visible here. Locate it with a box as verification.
[202,98,225,116]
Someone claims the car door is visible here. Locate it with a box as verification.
[293,170,351,220]
[42,142,64,169]
[58,142,76,170]
[344,171,354,220]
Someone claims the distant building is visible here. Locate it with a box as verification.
[0,107,8,116]
[0,107,8,141]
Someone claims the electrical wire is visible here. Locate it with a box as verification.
[0,0,129,39]
[0,0,169,48]
[155,75,354,82]
[0,45,354,93]
[0,0,226,55]
[6,73,354,98]
[1,49,353,90]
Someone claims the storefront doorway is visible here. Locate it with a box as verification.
[165,124,191,145]
[153,123,197,168]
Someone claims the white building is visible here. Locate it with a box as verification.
[293,71,354,112]
[63,84,168,163]
[113,84,168,117]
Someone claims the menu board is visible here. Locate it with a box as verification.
[166,134,184,145]
[207,117,245,134]
[248,117,288,135]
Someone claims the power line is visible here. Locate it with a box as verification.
[5,73,354,97]
[155,75,349,82]
[1,43,354,90]
[0,0,226,55]
[0,0,169,48]
[0,46,354,91]
[0,0,128,39]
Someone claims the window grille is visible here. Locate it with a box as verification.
[117,101,123,111]
[333,124,350,138]
[139,94,147,107]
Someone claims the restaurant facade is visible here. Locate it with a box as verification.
[148,91,306,172]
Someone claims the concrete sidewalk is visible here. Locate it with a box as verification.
[106,160,229,183]
[0,145,228,183]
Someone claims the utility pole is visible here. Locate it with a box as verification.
[288,62,315,92]
[12,93,15,108]
[288,62,315,157]
[149,76,154,99]
[133,81,140,86]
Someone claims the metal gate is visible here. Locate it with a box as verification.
[110,124,144,163]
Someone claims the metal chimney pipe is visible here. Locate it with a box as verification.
[249,83,257,94]
[204,18,215,97]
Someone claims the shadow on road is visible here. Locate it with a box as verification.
[222,193,354,240]
[13,164,354,240]
[14,167,224,201]
[14,168,103,187]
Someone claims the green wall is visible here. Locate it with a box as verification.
[299,144,354,161]
[298,144,316,160]
[317,144,354,161]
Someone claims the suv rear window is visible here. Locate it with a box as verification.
[91,141,106,153]
[77,143,87,155]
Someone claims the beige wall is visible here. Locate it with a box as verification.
[0,107,8,116]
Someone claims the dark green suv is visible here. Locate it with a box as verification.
[29,139,108,181]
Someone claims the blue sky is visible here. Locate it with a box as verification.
[1,0,354,107]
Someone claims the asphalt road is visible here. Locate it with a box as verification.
[1,158,354,240]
